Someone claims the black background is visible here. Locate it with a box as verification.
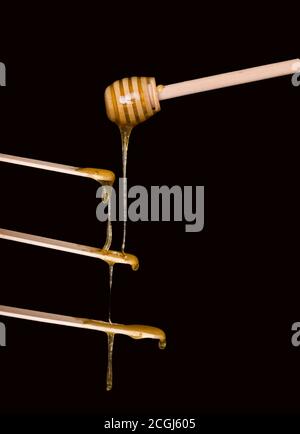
[0,3,299,420]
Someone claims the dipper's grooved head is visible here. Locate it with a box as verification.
[104,77,161,127]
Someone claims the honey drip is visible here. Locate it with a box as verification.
[103,88,164,389]
[101,183,113,251]
[120,126,132,253]
[76,171,116,390]
[106,332,114,391]
[104,125,132,391]
[108,263,114,323]
[75,168,113,251]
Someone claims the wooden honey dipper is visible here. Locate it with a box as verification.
[0,305,166,348]
[104,59,300,127]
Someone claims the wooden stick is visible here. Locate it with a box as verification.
[0,153,115,183]
[104,59,300,127]
[158,59,300,100]
[0,229,139,270]
[0,305,166,347]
